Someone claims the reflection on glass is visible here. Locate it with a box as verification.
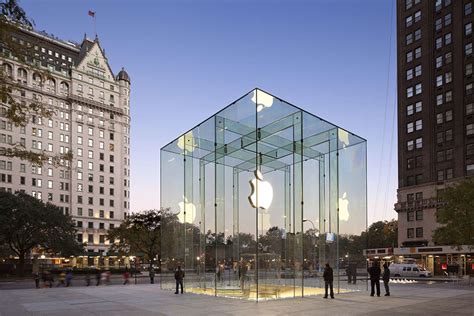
[160,88,367,300]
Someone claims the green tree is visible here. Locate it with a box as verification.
[107,209,165,278]
[1,0,72,165]
[0,191,83,276]
[366,219,398,249]
[433,179,474,248]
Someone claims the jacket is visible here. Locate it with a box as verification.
[368,266,381,281]
[323,266,333,282]
[174,269,185,281]
[382,267,390,282]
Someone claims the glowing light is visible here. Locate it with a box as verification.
[177,197,197,224]
[339,192,349,221]
[248,170,273,210]
[252,90,274,112]
[177,131,197,153]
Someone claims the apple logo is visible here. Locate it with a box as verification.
[248,170,273,210]
[177,197,197,224]
[251,90,274,112]
[177,131,197,153]
[338,129,350,148]
[339,192,349,221]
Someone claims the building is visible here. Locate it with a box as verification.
[395,0,473,275]
[160,88,367,300]
[0,22,131,265]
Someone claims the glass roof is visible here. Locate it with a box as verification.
[161,88,366,172]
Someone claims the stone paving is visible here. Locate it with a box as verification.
[0,282,472,315]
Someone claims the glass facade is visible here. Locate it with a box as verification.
[160,89,367,300]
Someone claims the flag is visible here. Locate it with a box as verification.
[88,10,95,17]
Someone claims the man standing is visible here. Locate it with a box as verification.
[149,268,155,284]
[323,263,334,299]
[174,266,184,294]
[382,263,390,296]
[368,262,381,297]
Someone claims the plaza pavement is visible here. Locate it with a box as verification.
[0,282,472,315]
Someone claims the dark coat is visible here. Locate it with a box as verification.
[323,266,333,282]
[382,267,390,282]
[368,266,381,281]
[174,269,184,281]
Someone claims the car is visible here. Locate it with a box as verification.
[389,263,431,278]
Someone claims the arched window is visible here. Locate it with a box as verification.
[2,63,13,78]
[17,68,27,81]
[46,78,56,91]
[60,81,69,93]
[32,72,42,86]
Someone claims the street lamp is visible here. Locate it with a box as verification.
[303,218,318,276]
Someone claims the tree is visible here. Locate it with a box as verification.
[433,179,474,249]
[0,191,83,276]
[0,0,72,165]
[366,219,398,249]
[107,209,165,279]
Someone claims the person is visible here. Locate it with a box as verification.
[33,273,40,289]
[216,266,221,282]
[350,263,357,284]
[85,273,91,286]
[368,262,381,297]
[149,268,155,284]
[57,271,66,287]
[174,266,184,294]
[323,263,334,299]
[66,271,73,287]
[382,263,390,296]
[123,270,130,285]
[95,270,101,286]
[239,262,247,290]
[346,266,351,284]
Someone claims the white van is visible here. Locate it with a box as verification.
[390,263,432,278]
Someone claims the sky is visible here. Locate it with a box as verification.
[21,0,398,225]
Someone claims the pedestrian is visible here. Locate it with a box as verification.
[66,270,73,287]
[346,266,351,284]
[123,270,130,285]
[323,263,334,299]
[382,263,390,296]
[216,266,221,282]
[95,270,101,286]
[368,262,381,297]
[57,271,66,287]
[239,262,247,290]
[149,267,155,284]
[47,272,54,288]
[350,263,357,284]
[33,272,40,289]
[85,273,91,286]
[174,266,184,294]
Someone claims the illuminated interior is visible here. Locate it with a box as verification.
[160,88,367,300]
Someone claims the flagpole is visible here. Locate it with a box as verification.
[94,13,97,37]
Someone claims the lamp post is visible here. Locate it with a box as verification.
[303,219,318,277]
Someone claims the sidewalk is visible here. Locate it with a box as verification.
[0,282,472,315]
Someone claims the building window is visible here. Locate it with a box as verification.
[445,33,452,45]
[415,83,422,95]
[435,18,442,31]
[416,210,423,221]
[445,91,452,102]
[436,37,443,49]
[407,69,413,80]
[446,148,453,160]
[444,13,451,26]
[415,101,422,112]
[407,211,414,222]
[415,47,421,58]
[437,151,445,162]
[406,15,413,28]
[466,63,473,76]
[407,228,414,239]
[467,164,474,175]
[466,23,473,36]
[445,52,452,64]
[466,43,473,56]
[436,75,443,87]
[445,72,452,84]
[407,158,414,169]
[445,110,452,121]
[436,94,443,106]
[415,227,423,238]
[437,170,444,181]
[466,83,473,95]
[407,51,413,63]
[415,119,422,131]
[407,122,414,133]
[468,144,474,155]
[468,103,474,115]
[415,174,423,184]
[436,56,443,68]
[467,124,474,136]
[407,140,414,151]
[416,156,423,167]
[406,33,413,45]
[445,129,453,141]
[446,168,453,180]
[407,104,414,115]
[415,137,422,149]
[466,2,473,16]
